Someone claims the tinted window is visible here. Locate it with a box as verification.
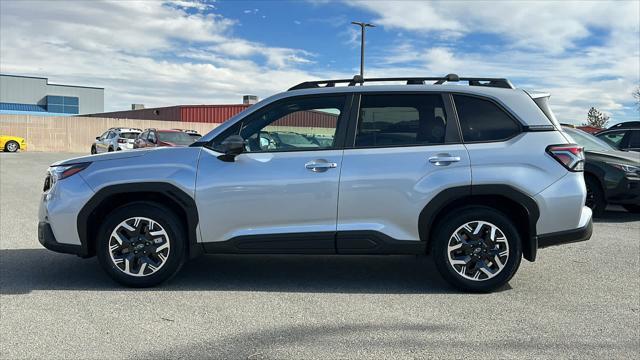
[119,132,140,139]
[107,131,117,139]
[355,94,448,147]
[597,131,625,147]
[453,95,520,142]
[627,130,640,149]
[148,131,156,142]
[158,131,195,145]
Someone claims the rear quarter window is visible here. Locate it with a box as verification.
[453,95,520,142]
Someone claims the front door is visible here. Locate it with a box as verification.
[337,92,471,248]
[195,94,351,252]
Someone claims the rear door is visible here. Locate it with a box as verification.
[337,92,471,247]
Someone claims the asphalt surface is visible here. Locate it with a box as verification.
[1,152,638,359]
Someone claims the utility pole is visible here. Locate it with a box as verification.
[351,21,375,80]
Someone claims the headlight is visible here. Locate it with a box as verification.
[49,162,91,181]
[607,162,640,174]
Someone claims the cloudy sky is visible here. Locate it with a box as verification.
[1,0,638,124]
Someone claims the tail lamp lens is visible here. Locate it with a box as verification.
[546,144,584,172]
[118,139,127,143]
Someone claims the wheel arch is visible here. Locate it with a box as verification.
[77,182,201,259]
[419,185,540,262]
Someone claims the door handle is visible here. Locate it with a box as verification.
[428,154,461,166]
[305,159,338,172]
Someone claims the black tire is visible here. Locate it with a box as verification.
[585,176,606,217]
[90,145,97,154]
[432,206,522,293]
[108,147,114,152]
[622,204,640,213]
[97,202,186,287]
[4,140,19,153]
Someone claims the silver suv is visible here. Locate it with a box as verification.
[39,74,592,292]
[91,127,142,154]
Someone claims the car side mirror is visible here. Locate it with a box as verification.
[218,135,245,162]
[96,136,100,140]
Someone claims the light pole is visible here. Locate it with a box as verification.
[351,21,375,80]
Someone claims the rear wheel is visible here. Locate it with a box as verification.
[585,176,606,217]
[108,146,114,152]
[623,205,640,213]
[432,206,522,292]
[4,140,19,152]
[97,203,186,287]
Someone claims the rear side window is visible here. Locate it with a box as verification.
[453,95,520,142]
[355,94,448,147]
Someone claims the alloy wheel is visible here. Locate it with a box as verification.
[108,217,170,277]
[447,221,509,281]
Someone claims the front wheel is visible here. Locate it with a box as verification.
[97,203,186,287]
[4,140,19,152]
[432,206,522,292]
[90,145,97,154]
[585,176,606,217]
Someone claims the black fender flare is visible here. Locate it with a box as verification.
[77,182,200,258]
[418,185,540,261]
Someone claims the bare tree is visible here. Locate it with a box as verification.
[584,107,610,128]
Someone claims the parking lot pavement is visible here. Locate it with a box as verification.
[1,152,638,359]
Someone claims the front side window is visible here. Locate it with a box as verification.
[354,94,448,147]
[453,95,520,142]
[148,131,157,143]
[627,130,640,149]
[214,96,346,153]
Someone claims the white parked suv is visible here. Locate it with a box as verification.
[39,74,592,292]
[91,127,142,154]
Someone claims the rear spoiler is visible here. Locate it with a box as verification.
[524,90,561,130]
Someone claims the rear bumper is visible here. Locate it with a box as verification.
[38,221,87,257]
[537,218,593,248]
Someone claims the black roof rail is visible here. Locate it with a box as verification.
[288,73,515,91]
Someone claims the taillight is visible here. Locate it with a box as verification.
[118,139,127,143]
[546,144,584,172]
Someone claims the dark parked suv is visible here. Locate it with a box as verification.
[563,126,640,215]
[596,122,640,152]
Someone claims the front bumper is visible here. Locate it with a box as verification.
[38,221,87,256]
[607,176,640,206]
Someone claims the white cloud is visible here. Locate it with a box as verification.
[348,0,640,124]
[347,0,639,53]
[0,0,322,111]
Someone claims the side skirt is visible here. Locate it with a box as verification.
[202,231,425,255]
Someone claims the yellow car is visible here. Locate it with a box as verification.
[0,135,27,152]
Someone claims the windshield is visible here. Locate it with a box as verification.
[158,131,195,145]
[563,127,615,152]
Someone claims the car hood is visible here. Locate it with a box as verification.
[586,150,640,165]
[52,149,152,166]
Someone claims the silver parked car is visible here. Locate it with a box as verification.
[39,74,592,292]
[91,127,142,154]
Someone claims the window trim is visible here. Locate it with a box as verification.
[207,93,354,154]
[449,92,524,144]
[345,92,461,150]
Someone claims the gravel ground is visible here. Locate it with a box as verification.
[1,152,638,359]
